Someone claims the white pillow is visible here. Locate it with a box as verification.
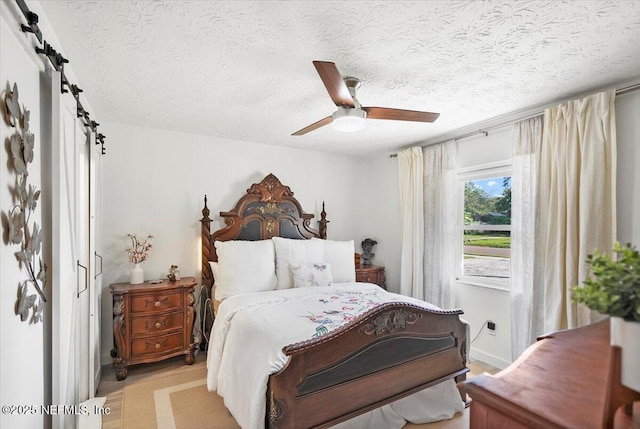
[312,238,356,283]
[290,262,333,288]
[272,237,324,289]
[209,261,220,281]
[208,261,222,301]
[214,240,277,300]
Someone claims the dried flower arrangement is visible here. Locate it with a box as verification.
[2,82,47,323]
[126,233,153,264]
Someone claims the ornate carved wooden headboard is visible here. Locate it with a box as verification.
[200,173,328,290]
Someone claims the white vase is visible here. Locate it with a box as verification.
[130,263,144,285]
[610,316,640,392]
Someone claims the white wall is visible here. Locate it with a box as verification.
[98,121,368,363]
[354,154,402,293]
[616,90,640,246]
[1,5,47,428]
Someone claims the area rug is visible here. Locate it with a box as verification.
[121,362,239,429]
[121,360,476,429]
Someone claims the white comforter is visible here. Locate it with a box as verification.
[206,282,464,429]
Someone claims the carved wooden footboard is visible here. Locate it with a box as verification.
[267,302,468,429]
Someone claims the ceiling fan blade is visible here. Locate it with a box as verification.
[363,107,440,123]
[292,116,332,136]
[313,61,355,108]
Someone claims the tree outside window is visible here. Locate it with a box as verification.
[461,175,511,285]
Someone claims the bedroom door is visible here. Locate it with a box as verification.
[89,133,103,394]
[50,70,91,428]
[78,125,91,402]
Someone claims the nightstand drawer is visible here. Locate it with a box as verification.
[130,312,183,336]
[356,272,376,283]
[130,292,182,314]
[355,265,386,289]
[131,331,184,357]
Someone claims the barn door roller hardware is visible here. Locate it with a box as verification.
[15,0,107,155]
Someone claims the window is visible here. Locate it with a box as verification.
[457,162,511,289]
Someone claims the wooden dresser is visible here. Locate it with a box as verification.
[461,319,640,428]
[355,264,386,289]
[110,277,197,380]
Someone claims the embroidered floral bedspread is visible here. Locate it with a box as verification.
[301,287,396,337]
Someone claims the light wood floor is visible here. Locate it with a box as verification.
[97,352,208,429]
[97,352,500,429]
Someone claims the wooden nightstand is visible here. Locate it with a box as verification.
[355,264,386,290]
[110,277,197,380]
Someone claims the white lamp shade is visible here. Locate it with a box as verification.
[332,107,366,132]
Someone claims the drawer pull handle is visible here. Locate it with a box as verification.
[155,343,161,350]
[154,301,162,307]
[155,322,162,329]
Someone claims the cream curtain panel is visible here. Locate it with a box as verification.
[537,90,616,331]
[511,90,617,359]
[398,142,458,308]
[510,116,543,359]
[398,147,424,298]
[423,141,458,309]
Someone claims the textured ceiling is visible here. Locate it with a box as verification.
[38,0,640,155]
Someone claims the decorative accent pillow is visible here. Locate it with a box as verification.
[272,237,324,289]
[290,263,333,288]
[312,238,356,283]
[214,240,277,300]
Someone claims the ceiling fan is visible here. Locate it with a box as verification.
[292,61,440,136]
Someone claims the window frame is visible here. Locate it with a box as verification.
[456,161,512,291]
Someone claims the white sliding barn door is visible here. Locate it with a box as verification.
[50,70,91,429]
[89,133,104,393]
[78,127,91,402]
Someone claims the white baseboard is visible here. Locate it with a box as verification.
[470,348,511,370]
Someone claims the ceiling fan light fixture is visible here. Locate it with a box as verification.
[331,107,367,132]
[292,61,440,136]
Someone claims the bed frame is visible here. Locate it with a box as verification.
[201,173,468,429]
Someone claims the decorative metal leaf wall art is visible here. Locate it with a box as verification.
[2,82,47,324]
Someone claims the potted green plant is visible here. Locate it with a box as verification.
[571,241,640,391]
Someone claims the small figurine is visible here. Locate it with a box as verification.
[361,238,377,266]
[167,265,181,282]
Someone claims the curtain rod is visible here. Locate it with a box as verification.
[389,82,640,158]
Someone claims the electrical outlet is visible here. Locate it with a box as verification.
[487,321,496,336]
